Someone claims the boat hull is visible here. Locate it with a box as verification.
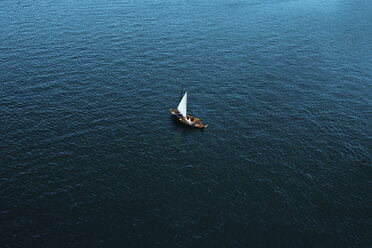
[170,109,207,128]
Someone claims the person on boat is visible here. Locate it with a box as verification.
[187,117,196,125]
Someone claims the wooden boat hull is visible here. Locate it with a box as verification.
[170,109,207,128]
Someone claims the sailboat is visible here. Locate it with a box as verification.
[170,88,208,128]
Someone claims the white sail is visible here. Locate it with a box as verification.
[177,91,187,118]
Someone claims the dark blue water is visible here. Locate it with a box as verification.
[1,0,371,247]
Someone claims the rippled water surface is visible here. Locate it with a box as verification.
[1,0,371,247]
